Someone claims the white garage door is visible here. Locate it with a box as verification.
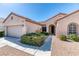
[7,25,23,37]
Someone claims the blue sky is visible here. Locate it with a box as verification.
[1,3,79,22]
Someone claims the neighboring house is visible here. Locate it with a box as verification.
[3,10,79,38]
[0,18,4,31]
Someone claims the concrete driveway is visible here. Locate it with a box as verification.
[0,45,32,56]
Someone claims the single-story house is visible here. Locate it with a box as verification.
[3,10,79,37]
[0,18,4,31]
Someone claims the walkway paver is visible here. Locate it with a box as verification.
[51,36,79,56]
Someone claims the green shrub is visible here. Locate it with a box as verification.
[40,32,49,35]
[0,31,4,37]
[59,35,67,41]
[25,33,36,36]
[25,32,45,36]
[21,32,46,47]
[68,34,79,42]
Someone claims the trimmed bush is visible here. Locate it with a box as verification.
[25,33,36,36]
[59,35,67,41]
[40,32,49,35]
[0,31,4,37]
[21,32,46,47]
[68,34,79,42]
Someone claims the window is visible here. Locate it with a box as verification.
[42,26,46,32]
[11,16,13,20]
[68,23,77,34]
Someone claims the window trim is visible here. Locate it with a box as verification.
[42,26,47,32]
[68,23,77,34]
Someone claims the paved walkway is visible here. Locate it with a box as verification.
[0,35,52,56]
[51,36,79,56]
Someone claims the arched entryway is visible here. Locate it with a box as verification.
[49,25,55,35]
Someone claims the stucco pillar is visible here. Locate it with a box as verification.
[4,26,7,36]
[23,24,27,34]
[47,26,49,33]
[22,21,27,35]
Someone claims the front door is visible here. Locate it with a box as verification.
[49,25,55,35]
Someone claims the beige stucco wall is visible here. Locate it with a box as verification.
[56,12,79,36]
[44,14,66,33]
[4,14,24,26]
[25,21,41,33]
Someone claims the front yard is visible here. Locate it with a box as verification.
[0,31,51,56]
[0,35,51,56]
[21,32,49,47]
[52,36,79,56]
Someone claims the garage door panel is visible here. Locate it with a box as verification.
[7,26,23,37]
